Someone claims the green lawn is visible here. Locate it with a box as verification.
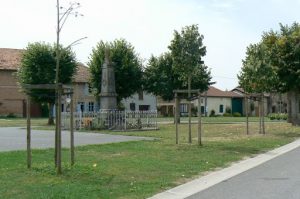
[158,116,272,123]
[0,116,274,128]
[0,121,299,198]
[0,118,49,127]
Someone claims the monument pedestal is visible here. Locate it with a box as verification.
[100,48,117,110]
[99,93,117,110]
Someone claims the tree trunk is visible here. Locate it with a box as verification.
[188,75,192,144]
[259,95,262,134]
[173,97,180,124]
[262,93,265,134]
[245,95,249,135]
[288,90,300,125]
[48,102,55,125]
[287,91,292,123]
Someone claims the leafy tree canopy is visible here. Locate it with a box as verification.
[143,52,212,101]
[143,53,181,101]
[168,24,207,82]
[18,42,77,104]
[88,39,143,102]
[265,23,300,92]
[238,43,277,93]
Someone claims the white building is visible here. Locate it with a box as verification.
[122,91,157,111]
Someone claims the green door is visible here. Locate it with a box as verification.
[232,98,243,115]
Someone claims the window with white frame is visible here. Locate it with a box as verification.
[180,104,188,113]
[88,102,94,112]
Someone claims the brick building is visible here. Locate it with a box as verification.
[0,48,32,117]
[0,48,97,117]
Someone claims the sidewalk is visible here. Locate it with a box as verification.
[149,138,300,199]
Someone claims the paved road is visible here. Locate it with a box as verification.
[187,146,300,199]
[0,127,152,152]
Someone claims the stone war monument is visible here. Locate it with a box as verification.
[99,48,117,110]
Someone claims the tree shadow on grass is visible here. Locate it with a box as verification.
[274,132,300,139]
[219,145,262,155]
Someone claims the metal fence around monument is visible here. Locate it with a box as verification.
[61,110,158,131]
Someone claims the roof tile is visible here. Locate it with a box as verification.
[0,48,24,70]
[0,48,89,83]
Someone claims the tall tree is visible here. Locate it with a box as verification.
[168,24,208,143]
[88,39,143,104]
[143,53,181,101]
[238,43,277,134]
[144,52,211,100]
[262,23,300,125]
[18,42,77,125]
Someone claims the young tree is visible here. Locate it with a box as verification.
[169,24,208,143]
[88,39,143,104]
[18,42,77,125]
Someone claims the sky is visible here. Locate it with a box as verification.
[1,0,300,90]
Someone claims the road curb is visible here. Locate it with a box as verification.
[149,138,300,199]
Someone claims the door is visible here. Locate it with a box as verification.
[232,98,243,115]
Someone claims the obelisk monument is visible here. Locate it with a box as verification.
[99,48,117,110]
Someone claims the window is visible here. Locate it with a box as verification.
[88,83,93,95]
[61,104,64,112]
[139,105,150,111]
[130,103,136,111]
[78,102,84,112]
[180,104,188,113]
[219,105,224,113]
[201,106,205,114]
[88,102,94,112]
[138,91,144,100]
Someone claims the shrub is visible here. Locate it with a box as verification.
[225,106,231,114]
[268,113,287,120]
[6,113,17,118]
[209,109,216,117]
[233,112,241,117]
[223,113,232,117]
[191,107,198,116]
[268,113,276,120]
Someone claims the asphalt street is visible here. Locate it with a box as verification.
[187,146,300,199]
[0,127,152,152]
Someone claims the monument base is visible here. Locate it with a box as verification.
[100,96,117,110]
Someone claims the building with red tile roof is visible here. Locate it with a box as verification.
[0,48,96,116]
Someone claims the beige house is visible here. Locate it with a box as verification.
[122,91,157,111]
[68,63,97,113]
[0,48,97,117]
[197,86,244,116]
[157,86,244,117]
[232,87,271,116]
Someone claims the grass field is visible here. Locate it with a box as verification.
[157,116,272,123]
[0,118,48,127]
[0,120,299,198]
[0,116,274,128]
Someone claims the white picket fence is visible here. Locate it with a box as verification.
[61,110,158,130]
